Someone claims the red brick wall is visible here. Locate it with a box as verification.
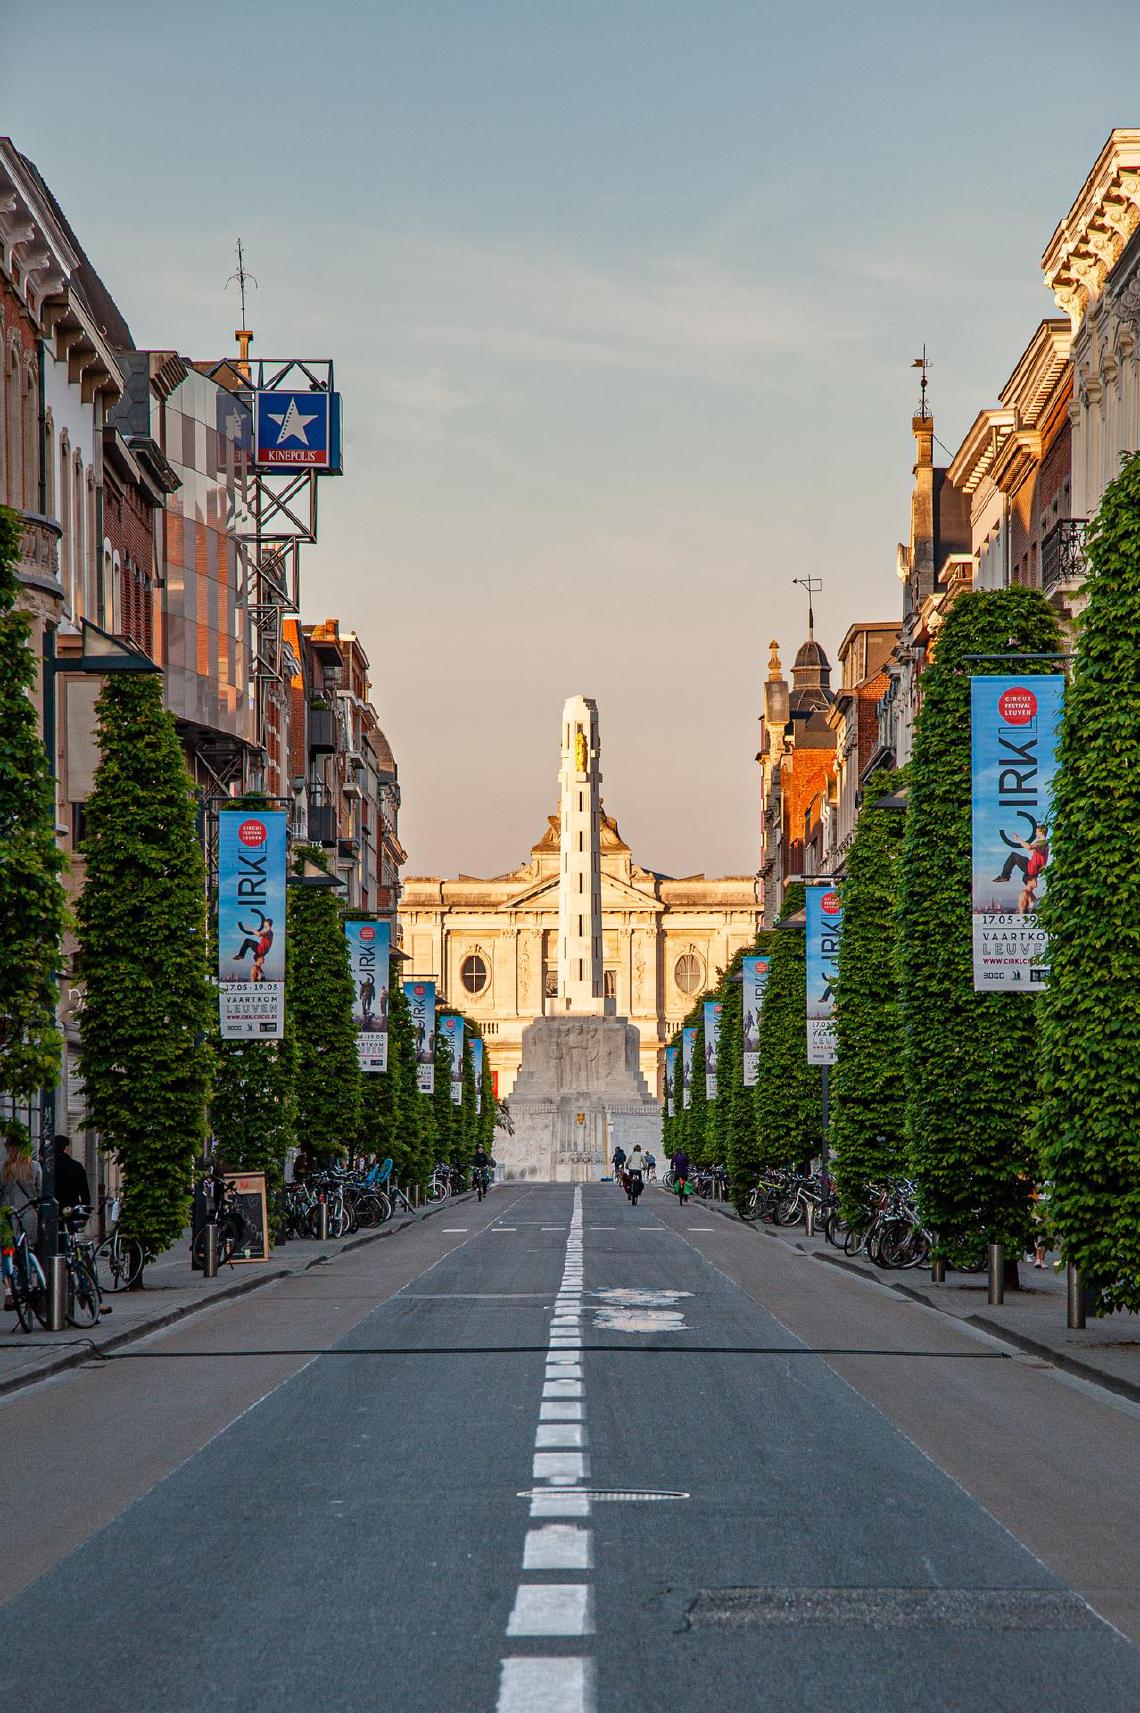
[103,473,156,655]
[781,745,836,876]
[856,671,888,774]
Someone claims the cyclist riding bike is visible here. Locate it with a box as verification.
[670,1146,690,1206]
[471,1144,495,1202]
[625,1144,646,1206]
[611,1144,627,1190]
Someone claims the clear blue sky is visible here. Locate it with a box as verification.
[4,1,1134,878]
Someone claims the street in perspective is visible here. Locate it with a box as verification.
[4,8,1140,1711]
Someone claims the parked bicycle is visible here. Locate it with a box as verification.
[93,1196,145,1292]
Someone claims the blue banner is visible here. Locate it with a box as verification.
[440,1014,465,1104]
[345,919,390,1072]
[682,1026,696,1110]
[471,1037,484,1105]
[741,954,771,1087]
[806,884,842,1065]
[704,1000,723,1099]
[665,1045,679,1117]
[218,808,287,1040]
[253,390,342,473]
[403,980,436,1093]
[971,675,1064,992]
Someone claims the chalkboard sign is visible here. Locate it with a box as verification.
[226,1172,270,1262]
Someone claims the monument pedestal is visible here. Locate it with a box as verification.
[501,1014,661,1183]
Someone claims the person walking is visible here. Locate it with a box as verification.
[52,1136,91,1215]
[670,1146,690,1207]
[1,1139,40,1310]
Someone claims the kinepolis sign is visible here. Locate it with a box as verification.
[970,676,1064,993]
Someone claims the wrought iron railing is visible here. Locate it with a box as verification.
[1041,518,1088,595]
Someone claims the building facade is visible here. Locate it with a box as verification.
[823,620,898,875]
[757,630,837,922]
[400,814,760,1100]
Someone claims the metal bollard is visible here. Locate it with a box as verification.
[804,1202,816,1238]
[930,1256,946,1284]
[987,1242,1005,1306]
[317,1199,329,1242]
[1066,1262,1086,1330]
[45,1254,68,1331]
[202,1222,219,1279]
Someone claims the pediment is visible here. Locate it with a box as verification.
[503,870,663,914]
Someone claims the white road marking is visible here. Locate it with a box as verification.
[506,1583,594,1636]
[540,1401,583,1420]
[441,1228,469,1233]
[533,1450,588,1482]
[543,1381,583,1399]
[523,1525,593,1570]
[497,1657,594,1713]
[529,1491,591,1518]
[493,1227,518,1232]
[535,1423,585,1449]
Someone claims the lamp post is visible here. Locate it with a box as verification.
[40,618,162,1328]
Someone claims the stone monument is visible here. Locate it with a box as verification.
[500,695,661,1181]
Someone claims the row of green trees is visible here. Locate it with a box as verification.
[0,507,495,1261]
[661,456,1140,1311]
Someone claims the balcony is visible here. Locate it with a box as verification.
[307,705,337,755]
[1041,518,1088,606]
[307,803,338,846]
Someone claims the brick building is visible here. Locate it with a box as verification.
[758,629,837,923]
[824,621,898,876]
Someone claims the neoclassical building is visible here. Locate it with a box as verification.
[400,813,761,1100]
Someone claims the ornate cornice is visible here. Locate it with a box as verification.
[1043,131,1140,328]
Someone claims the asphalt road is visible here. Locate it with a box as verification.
[2,1183,1138,1713]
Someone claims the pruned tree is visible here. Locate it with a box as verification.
[0,507,66,1143]
[830,767,908,1218]
[898,588,1062,1269]
[754,881,820,1170]
[1037,456,1140,1311]
[286,845,360,1160]
[78,673,212,1256]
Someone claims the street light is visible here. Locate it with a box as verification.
[40,617,162,1330]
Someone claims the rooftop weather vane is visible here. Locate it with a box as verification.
[912,344,932,418]
[792,575,823,637]
[226,238,258,375]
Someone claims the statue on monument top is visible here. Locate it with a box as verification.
[575,728,588,773]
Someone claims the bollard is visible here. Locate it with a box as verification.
[45,1254,68,1332]
[202,1222,219,1279]
[804,1202,816,1239]
[930,1256,946,1284]
[1066,1262,1086,1330]
[317,1199,329,1242]
[987,1242,1005,1306]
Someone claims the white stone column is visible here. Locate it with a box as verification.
[557,694,603,1013]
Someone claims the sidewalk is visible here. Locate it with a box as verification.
[0,1194,470,1398]
[668,1190,1140,1405]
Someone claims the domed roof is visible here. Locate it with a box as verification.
[793,636,830,673]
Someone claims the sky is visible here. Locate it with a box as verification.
[4,0,1137,879]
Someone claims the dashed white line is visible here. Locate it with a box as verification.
[506,1583,594,1637]
[497,1658,594,1713]
[535,1423,585,1449]
[523,1524,593,1570]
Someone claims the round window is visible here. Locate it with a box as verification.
[461,953,489,996]
[674,952,703,996]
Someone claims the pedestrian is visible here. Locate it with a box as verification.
[671,1146,690,1206]
[51,1135,91,1215]
[1,1139,41,1310]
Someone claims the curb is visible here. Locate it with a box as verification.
[0,1191,474,1400]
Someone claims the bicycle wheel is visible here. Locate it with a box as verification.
[11,1246,46,1332]
[327,1201,349,1239]
[67,1259,102,1327]
[95,1234,144,1292]
[353,1195,383,1230]
[774,1191,803,1227]
[824,1209,849,1248]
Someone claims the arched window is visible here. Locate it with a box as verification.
[86,467,97,619]
[73,451,85,620]
[461,952,490,996]
[7,346,22,512]
[43,411,55,525]
[674,951,704,996]
[603,970,616,1001]
[24,360,36,511]
[58,432,71,609]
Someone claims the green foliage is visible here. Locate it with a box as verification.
[286,845,360,1159]
[830,768,909,1217]
[210,1025,297,1202]
[898,588,1062,1255]
[78,673,212,1254]
[0,507,67,1136]
[432,1029,456,1163]
[755,882,820,1169]
[459,1034,479,1161]
[375,982,425,1183]
[1037,457,1140,1310]
[720,938,771,1210]
[686,1008,709,1164]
